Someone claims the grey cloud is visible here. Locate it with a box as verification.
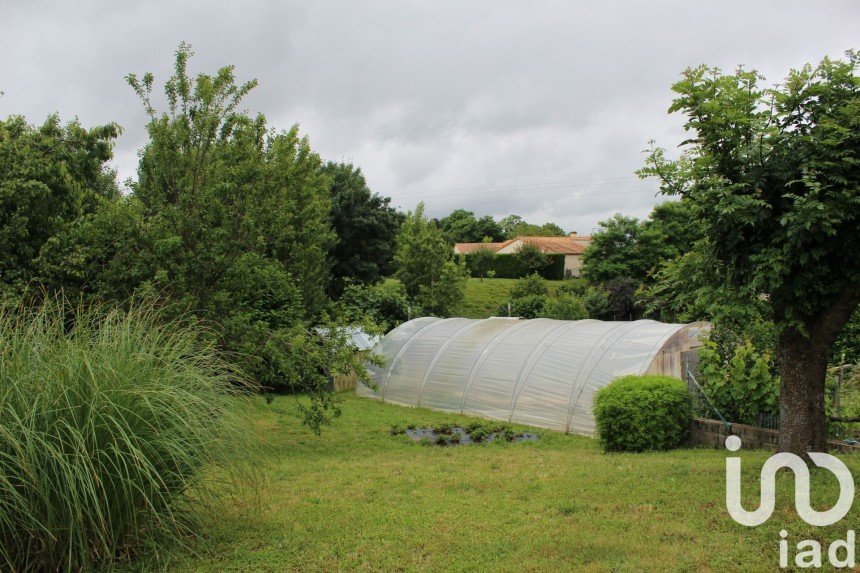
[2,0,857,233]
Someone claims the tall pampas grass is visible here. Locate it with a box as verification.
[0,299,256,571]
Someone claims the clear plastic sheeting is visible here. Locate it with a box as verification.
[357,317,694,435]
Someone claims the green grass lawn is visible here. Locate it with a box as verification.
[461,277,564,318]
[156,393,860,573]
[383,277,565,319]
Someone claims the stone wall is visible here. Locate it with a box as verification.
[689,417,860,454]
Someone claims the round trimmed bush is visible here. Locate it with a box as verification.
[593,375,692,452]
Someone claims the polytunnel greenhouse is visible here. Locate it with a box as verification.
[357,317,707,436]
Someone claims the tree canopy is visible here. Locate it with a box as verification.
[324,162,403,295]
[640,51,860,454]
[395,202,466,316]
[0,114,120,297]
[438,209,506,243]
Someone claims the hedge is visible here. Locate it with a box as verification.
[593,375,692,452]
[461,253,566,280]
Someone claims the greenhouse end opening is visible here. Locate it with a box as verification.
[357,317,708,435]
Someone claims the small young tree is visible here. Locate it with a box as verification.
[640,52,860,454]
[470,240,497,281]
[394,202,466,317]
[514,242,549,276]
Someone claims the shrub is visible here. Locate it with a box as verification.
[462,253,565,280]
[510,273,549,299]
[340,280,408,331]
[0,300,254,571]
[696,338,780,425]
[501,294,547,319]
[593,375,692,452]
[540,294,588,320]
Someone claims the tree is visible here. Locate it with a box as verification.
[605,276,640,320]
[581,214,658,284]
[514,242,550,275]
[0,114,120,298]
[394,202,466,316]
[470,240,497,281]
[38,43,362,431]
[323,162,403,295]
[640,52,860,454]
[500,214,566,238]
[439,209,505,243]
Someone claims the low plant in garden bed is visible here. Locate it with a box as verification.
[390,421,538,446]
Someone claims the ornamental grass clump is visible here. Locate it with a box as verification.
[0,300,256,572]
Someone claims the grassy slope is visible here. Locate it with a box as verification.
[384,277,564,319]
[462,278,563,318]
[160,394,859,573]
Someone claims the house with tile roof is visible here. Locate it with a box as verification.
[454,232,591,277]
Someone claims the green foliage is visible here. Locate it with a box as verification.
[0,114,120,296]
[463,251,565,280]
[514,242,550,275]
[323,162,403,295]
[469,243,497,280]
[834,308,860,364]
[29,44,366,431]
[540,294,588,320]
[505,294,546,318]
[640,52,860,449]
[594,375,692,452]
[605,276,640,320]
[499,214,566,238]
[583,286,611,319]
[582,214,656,284]
[121,45,353,412]
[697,339,780,424]
[510,273,549,299]
[640,52,860,338]
[394,202,467,317]
[0,300,255,572]
[439,209,505,243]
[340,280,408,331]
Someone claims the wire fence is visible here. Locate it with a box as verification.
[685,357,860,440]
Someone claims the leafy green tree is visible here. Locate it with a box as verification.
[582,214,657,283]
[640,52,860,454]
[514,242,550,275]
[499,214,525,237]
[323,162,403,295]
[500,214,566,238]
[0,114,120,297]
[339,280,409,331]
[38,44,362,431]
[439,209,505,243]
[394,202,466,316]
[469,240,497,281]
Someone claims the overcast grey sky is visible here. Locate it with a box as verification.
[1,1,858,233]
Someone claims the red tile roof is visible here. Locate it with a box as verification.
[454,235,590,255]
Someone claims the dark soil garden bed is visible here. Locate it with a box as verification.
[390,421,539,446]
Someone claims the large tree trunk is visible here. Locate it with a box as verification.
[777,287,860,455]
[777,328,829,454]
